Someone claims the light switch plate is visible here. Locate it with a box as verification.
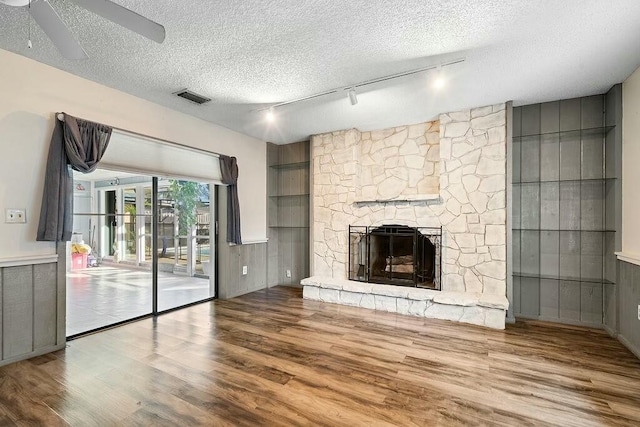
[242,265,248,275]
[286,269,292,278]
[5,209,26,224]
[637,304,640,321]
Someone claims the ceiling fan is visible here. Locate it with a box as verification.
[0,0,165,60]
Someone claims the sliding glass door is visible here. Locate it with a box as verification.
[67,169,217,337]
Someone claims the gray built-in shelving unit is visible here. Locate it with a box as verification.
[267,141,310,286]
[512,89,622,328]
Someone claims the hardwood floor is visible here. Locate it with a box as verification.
[1,286,639,426]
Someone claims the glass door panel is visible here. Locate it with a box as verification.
[157,179,215,312]
[67,170,154,336]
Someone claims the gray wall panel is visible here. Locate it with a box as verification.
[267,197,278,227]
[267,228,279,286]
[520,278,540,317]
[520,104,540,136]
[512,230,521,273]
[605,180,616,231]
[559,281,581,321]
[540,231,559,276]
[618,261,640,357]
[520,184,540,229]
[520,136,540,182]
[603,281,617,332]
[580,232,603,281]
[580,282,603,325]
[559,131,581,180]
[582,133,604,179]
[2,266,33,359]
[604,131,616,179]
[540,101,560,134]
[581,95,604,129]
[559,98,581,131]
[540,134,560,181]
[540,182,559,229]
[580,181,604,231]
[0,260,64,367]
[513,275,521,314]
[512,104,522,137]
[512,186,521,229]
[604,232,616,284]
[513,138,521,183]
[520,231,540,275]
[540,279,559,319]
[559,182,580,230]
[33,263,57,349]
[559,231,580,278]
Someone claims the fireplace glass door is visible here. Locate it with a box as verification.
[349,225,441,290]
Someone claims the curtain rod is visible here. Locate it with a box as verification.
[56,112,222,159]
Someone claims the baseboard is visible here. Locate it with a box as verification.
[515,314,604,330]
[617,334,640,360]
[0,343,66,368]
[603,324,617,338]
[600,324,640,360]
[222,283,268,299]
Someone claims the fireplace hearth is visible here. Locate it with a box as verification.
[349,225,441,290]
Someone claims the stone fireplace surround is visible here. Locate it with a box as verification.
[303,103,509,329]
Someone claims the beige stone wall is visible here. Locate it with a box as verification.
[356,122,440,201]
[311,103,507,296]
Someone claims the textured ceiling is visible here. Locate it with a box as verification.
[1,0,640,144]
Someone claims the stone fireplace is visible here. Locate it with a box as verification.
[302,103,510,329]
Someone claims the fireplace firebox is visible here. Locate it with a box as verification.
[348,225,441,290]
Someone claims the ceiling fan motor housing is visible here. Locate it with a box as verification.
[0,0,32,7]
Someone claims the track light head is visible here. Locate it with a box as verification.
[348,88,358,106]
[433,66,445,90]
[266,107,275,123]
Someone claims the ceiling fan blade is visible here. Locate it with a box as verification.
[29,0,88,60]
[70,0,165,43]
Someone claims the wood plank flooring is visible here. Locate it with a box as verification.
[1,286,639,426]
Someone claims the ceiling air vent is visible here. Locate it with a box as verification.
[174,89,211,105]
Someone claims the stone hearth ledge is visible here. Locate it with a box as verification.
[301,276,509,329]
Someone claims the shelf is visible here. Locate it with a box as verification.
[269,161,310,170]
[268,194,310,198]
[513,229,616,232]
[514,125,615,139]
[513,272,615,285]
[513,178,616,184]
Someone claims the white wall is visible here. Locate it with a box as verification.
[0,49,266,259]
[622,65,640,261]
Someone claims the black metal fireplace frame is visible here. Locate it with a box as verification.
[348,225,442,290]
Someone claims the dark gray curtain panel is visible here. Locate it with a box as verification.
[37,114,112,242]
[219,155,242,245]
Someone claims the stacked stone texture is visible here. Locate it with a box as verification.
[311,103,507,297]
[356,121,440,201]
